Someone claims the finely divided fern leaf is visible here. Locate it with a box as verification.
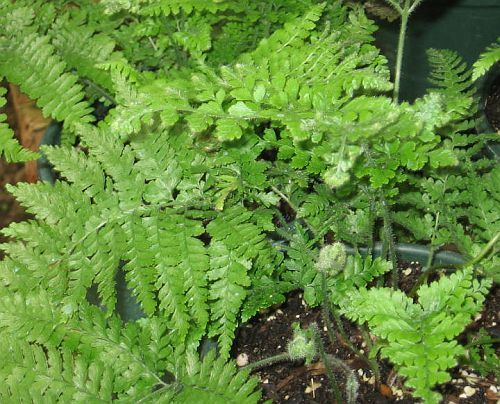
[0,340,114,402]
[342,268,491,403]
[473,37,500,81]
[170,351,261,403]
[0,32,93,128]
[426,48,475,119]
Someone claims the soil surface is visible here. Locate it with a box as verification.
[232,263,499,403]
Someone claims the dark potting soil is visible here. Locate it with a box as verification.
[232,262,499,403]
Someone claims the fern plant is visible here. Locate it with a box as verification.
[0,0,498,402]
[342,268,492,403]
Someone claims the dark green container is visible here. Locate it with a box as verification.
[476,62,500,159]
[375,0,500,102]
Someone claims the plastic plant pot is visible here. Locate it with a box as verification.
[345,242,464,267]
[374,0,500,102]
[475,62,500,159]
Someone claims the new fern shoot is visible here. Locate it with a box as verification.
[0,0,497,402]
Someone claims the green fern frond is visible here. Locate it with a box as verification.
[206,206,282,355]
[0,85,37,162]
[463,167,500,244]
[328,253,392,305]
[426,48,475,118]
[169,351,261,403]
[342,268,492,403]
[0,32,94,128]
[50,16,120,96]
[0,340,114,402]
[207,241,251,357]
[472,37,500,81]
[281,222,320,305]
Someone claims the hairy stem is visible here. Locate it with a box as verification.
[359,326,381,384]
[321,272,337,345]
[393,4,408,102]
[330,302,380,383]
[380,198,398,287]
[311,324,343,403]
[325,354,359,404]
[241,352,291,372]
[465,232,500,268]
[392,0,425,102]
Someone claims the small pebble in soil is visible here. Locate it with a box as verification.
[262,379,269,384]
[489,385,498,393]
[403,268,412,276]
[276,309,283,315]
[266,315,276,322]
[392,388,404,397]
[236,353,249,367]
[460,386,476,398]
[304,380,321,396]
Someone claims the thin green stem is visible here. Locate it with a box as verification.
[392,0,425,101]
[463,337,500,349]
[410,232,500,297]
[241,352,291,373]
[380,198,398,287]
[393,6,409,103]
[359,326,380,384]
[311,325,343,403]
[465,232,500,268]
[330,303,379,382]
[384,0,403,14]
[409,0,425,13]
[80,77,117,105]
[321,273,337,345]
[325,355,359,404]
[271,185,317,236]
